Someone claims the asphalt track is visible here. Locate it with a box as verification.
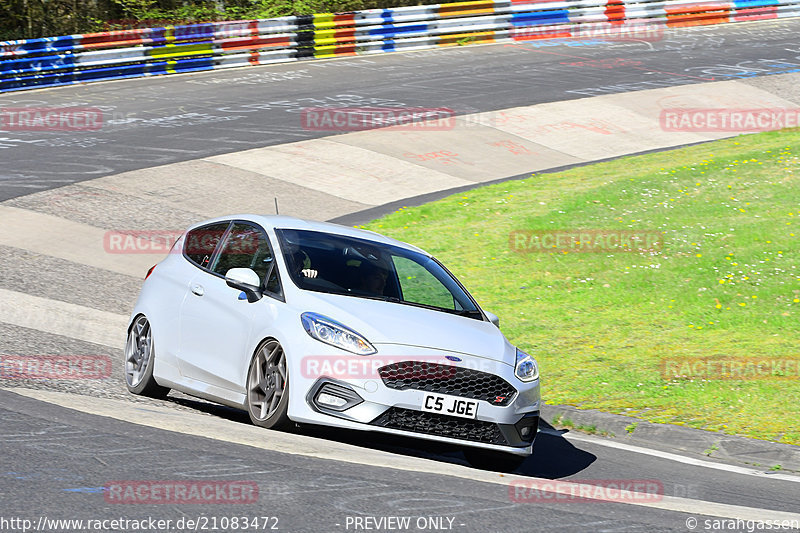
[0,390,716,533]
[3,20,800,200]
[1,18,800,533]
[3,387,800,533]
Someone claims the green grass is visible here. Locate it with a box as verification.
[363,129,800,445]
[549,416,612,436]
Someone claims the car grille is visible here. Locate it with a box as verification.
[370,407,508,445]
[378,361,517,406]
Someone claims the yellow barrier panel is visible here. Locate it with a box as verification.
[313,13,336,29]
[437,30,496,46]
[148,42,214,59]
[438,1,496,18]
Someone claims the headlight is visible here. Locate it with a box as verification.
[301,312,376,355]
[515,348,539,382]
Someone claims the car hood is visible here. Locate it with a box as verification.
[294,292,514,365]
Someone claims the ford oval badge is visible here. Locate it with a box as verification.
[445,356,462,362]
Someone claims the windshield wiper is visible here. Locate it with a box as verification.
[357,294,400,303]
[453,309,483,318]
[390,299,482,317]
[348,293,481,318]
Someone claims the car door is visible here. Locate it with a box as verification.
[177,221,278,393]
[160,221,230,364]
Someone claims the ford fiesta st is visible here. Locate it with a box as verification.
[125,215,540,469]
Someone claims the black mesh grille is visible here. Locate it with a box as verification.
[378,361,517,406]
[371,407,508,445]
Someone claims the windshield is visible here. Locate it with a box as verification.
[276,229,482,318]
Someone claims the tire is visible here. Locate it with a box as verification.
[125,315,170,398]
[463,448,527,472]
[246,339,291,430]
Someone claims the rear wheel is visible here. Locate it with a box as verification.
[125,315,170,398]
[246,339,291,430]
[463,448,527,472]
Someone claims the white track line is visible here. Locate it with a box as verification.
[560,431,800,484]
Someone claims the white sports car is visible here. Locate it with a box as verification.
[125,215,540,469]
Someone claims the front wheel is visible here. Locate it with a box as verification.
[246,339,291,430]
[125,315,170,398]
[463,448,528,472]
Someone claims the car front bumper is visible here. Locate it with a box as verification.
[288,343,540,455]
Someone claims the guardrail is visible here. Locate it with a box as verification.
[2,0,799,92]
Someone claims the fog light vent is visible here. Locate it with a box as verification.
[311,381,364,413]
[317,392,348,408]
[514,414,539,443]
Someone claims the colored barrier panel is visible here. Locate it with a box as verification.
[2,0,799,92]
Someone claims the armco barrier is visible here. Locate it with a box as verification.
[2,0,799,92]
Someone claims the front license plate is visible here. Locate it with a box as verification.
[421,393,478,419]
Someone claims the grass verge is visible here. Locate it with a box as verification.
[363,129,800,445]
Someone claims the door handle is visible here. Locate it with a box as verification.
[191,284,204,296]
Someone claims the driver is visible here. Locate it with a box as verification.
[283,235,317,279]
[358,263,388,294]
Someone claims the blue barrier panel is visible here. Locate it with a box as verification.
[174,23,217,41]
[0,35,76,56]
[369,24,429,36]
[511,11,570,26]
[0,53,78,75]
[0,55,216,91]
[734,0,778,7]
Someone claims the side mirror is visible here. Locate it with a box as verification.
[225,268,262,303]
[484,310,500,328]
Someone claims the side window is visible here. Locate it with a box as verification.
[393,256,456,310]
[184,222,229,269]
[211,223,283,297]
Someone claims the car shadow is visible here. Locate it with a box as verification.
[297,420,597,478]
[165,394,596,478]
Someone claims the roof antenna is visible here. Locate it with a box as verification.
[274,197,279,215]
